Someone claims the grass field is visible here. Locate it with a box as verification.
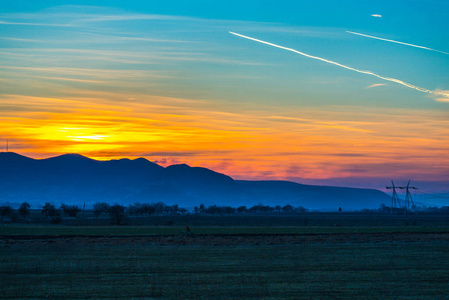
[1,237,449,299]
[1,219,449,299]
[10,210,449,228]
[2,224,449,236]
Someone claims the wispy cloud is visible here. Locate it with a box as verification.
[229,31,449,100]
[434,91,449,103]
[347,31,449,55]
[366,83,387,89]
[0,37,42,42]
[72,13,191,24]
[0,20,70,27]
[0,65,174,80]
[265,116,373,133]
[2,33,197,44]
[0,6,193,27]
[0,47,263,67]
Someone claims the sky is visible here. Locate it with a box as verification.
[1,0,448,195]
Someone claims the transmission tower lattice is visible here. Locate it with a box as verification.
[386,180,417,214]
[386,180,401,212]
[403,180,417,213]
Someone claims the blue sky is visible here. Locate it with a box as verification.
[3,0,448,106]
[1,0,448,200]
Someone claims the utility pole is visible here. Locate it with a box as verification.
[386,180,401,213]
[6,139,8,152]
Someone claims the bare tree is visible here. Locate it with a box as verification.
[61,204,80,218]
[153,202,166,215]
[296,206,307,213]
[18,202,30,219]
[108,204,126,225]
[282,204,294,212]
[237,206,247,213]
[41,203,61,223]
[0,206,13,221]
[41,203,54,219]
[93,202,110,218]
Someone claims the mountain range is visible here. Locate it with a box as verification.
[0,152,391,210]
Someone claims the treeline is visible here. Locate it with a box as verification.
[110,202,308,216]
[0,202,130,225]
[0,201,309,225]
[93,202,309,223]
[76,202,309,217]
[2,201,449,225]
[0,202,84,224]
[193,203,308,214]
[371,204,449,214]
[1,202,31,223]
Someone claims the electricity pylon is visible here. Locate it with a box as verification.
[386,180,417,214]
[403,180,417,214]
[386,180,401,212]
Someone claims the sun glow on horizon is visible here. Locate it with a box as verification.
[1,93,448,183]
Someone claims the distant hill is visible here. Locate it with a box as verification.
[236,180,389,210]
[0,152,390,210]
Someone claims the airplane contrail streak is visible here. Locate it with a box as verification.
[346,31,449,55]
[229,31,449,99]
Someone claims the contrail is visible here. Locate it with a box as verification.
[347,31,449,55]
[229,31,449,99]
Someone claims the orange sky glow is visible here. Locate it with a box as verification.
[2,93,448,184]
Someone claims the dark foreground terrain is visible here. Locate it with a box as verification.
[1,223,449,299]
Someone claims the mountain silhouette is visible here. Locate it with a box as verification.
[0,152,390,210]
